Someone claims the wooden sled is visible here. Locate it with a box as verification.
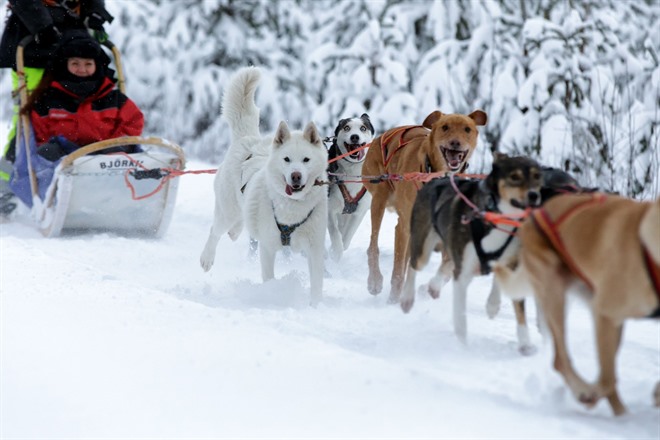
[13,37,186,237]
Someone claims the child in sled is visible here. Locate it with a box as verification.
[21,30,144,161]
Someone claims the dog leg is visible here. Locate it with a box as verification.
[367,192,387,295]
[389,213,411,303]
[428,256,452,299]
[200,213,232,271]
[248,237,259,261]
[537,277,596,409]
[308,247,324,306]
[654,382,660,407]
[452,273,471,344]
[401,264,417,313]
[259,245,276,281]
[328,214,344,262]
[491,260,534,301]
[340,208,365,251]
[594,314,627,415]
[485,281,501,319]
[512,299,536,356]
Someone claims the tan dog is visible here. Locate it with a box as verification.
[493,193,660,415]
[362,110,487,302]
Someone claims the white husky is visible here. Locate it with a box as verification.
[200,67,328,304]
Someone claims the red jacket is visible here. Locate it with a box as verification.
[31,77,144,146]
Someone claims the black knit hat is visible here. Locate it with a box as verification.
[51,30,112,80]
[60,35,104,59]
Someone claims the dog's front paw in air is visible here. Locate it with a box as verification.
[200,249,215,272]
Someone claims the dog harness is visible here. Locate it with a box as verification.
[325,141,369,214]
[470,218,517,276]
[273,206,314,246]
[379,125,424,169]
[530,194,660,317]
[338,184,367,214]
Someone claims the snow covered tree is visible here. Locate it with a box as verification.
[1,0,657,196]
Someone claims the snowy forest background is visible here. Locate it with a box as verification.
[1,0,659,198]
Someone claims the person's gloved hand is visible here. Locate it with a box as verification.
[36,140,65,162]
[84,13,107,31]
[34,24,61,46]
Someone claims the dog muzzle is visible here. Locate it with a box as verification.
[442,147,466,171]
[344,142,368,162]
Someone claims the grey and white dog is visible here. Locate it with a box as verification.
[326,114,375,261]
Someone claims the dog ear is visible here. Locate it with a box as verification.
[469,110,487,126]
[360,113,375,135]
[273,121,291,147]
[481,161,499,195]
[492,151,508,162]
[334,118,350,137]
[303,121,323,147]
[422,111,443,129]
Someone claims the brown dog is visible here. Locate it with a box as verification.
[493,193,660,415]
[362,110,487,302]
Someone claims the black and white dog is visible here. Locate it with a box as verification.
[400,153,580,354]
[326,114,375,261]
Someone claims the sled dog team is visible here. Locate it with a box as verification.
[200,67,660,416]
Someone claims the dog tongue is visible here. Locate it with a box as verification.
[285,185,293,196]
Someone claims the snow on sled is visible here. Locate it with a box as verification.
[9,37,186,237]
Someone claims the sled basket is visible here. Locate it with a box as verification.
[11,37,186,237]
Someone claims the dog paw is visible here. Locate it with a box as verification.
[427,275,446,299]
[427,284,440,299]
[367,273,383,295]
[486,299,500,319]
[400,296,414,313]
[576,388,600,408]
[518,343,537,356]
[200,256,214,272]
[387,291,401,304]
[330,245,342,263]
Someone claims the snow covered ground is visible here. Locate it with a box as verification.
[1,158,659,439]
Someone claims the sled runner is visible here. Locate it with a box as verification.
[10,37,185,237]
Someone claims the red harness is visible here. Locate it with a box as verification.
[338,184,367,214]
[380,125,426,170]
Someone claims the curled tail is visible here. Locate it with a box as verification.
[222,67,262,144]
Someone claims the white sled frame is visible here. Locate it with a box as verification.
[16,37,186,237]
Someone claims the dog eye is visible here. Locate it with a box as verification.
[303,157,310,163]
[284,157,290,162]
[360,126,366,132]
[344,126,351,132]
[442,125,449,131]
[508,174,522,183]
[464,127,471,133]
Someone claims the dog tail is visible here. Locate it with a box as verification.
[639,197,660,265]
[222,67,262,143]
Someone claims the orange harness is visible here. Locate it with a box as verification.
[379,125,426,170]
[531,194,660,302]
